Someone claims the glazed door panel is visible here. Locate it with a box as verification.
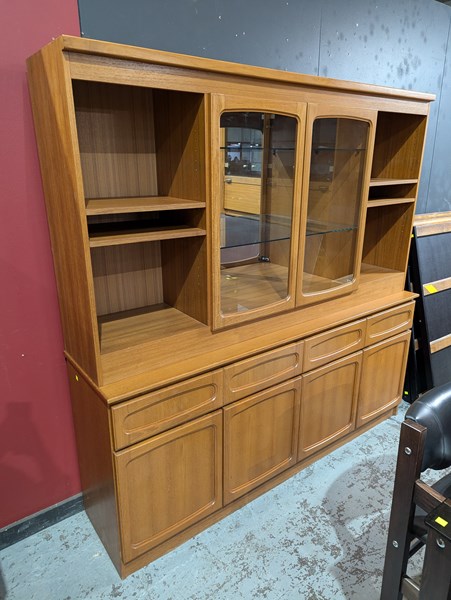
[223,379,301,503]
[114,411,223,563]
[299,351,362,459]
[298,105,376,305]
[211,94,306,329]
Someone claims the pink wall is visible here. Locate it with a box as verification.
[0,1,81,527]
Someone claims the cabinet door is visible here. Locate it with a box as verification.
[298,105,376,305]
[114,411,222,563]
[357,330,410,426]
[211,94,306,329]
[299,352,362,460]
[223,379,301,504]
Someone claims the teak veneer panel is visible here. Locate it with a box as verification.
[27,40,102,383]
[60,35,434,102]
[303,319,366,372]
[357,330,410,426]
[223,379,301,504]
[111,370,223,449]
[67,362,121,571]
[223,342,303,404]
[365,301,414,346]
[114,411,223,563]
[299,351,362,459]
[86,196,206,215]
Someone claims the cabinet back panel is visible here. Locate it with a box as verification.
[91,242,163,316]
[73,81,158,199]
[372,112,427,180]
[153,90,205,202]
[362,203,414,272]
[304,229,356,281]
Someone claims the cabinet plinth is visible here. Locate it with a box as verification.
[27,35,433,578]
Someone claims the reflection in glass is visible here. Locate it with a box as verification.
[303,117,369,295]
[220,112,297,315]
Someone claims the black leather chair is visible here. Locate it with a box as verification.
[380,383,451,600]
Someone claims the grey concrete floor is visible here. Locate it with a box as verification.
[0,403,427,600]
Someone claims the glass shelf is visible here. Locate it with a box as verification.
[306,220,358,237]
[220,214,291,249]
[313,146,366,152]
[221,146,295,151]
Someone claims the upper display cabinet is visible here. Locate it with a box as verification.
[210,95,306,330]
[27,36,433,386]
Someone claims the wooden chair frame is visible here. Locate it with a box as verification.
[380,419,451,600]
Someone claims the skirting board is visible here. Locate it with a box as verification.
[0,494,83,551]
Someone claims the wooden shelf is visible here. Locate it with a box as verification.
[89,226,206,247]
[86,196,206,215]
[367,197,416,208]
[98,304,205,354]
[369,178,418,187]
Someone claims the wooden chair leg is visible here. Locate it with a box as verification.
[380,420,427,600]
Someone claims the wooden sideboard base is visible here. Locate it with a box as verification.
[111,407,395,578]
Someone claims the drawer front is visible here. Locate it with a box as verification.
[365,302,414,346]
[223,342,303,405]
[303,319,366,372]
[112,371,223,450]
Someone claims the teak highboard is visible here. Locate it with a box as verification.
[27,35,434,577]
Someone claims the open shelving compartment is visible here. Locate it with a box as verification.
[72,79,209,354]
[361,110,427,289]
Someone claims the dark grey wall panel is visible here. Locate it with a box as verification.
[78,0,451,214]
[425,37,451,213]
[78,0,322,74]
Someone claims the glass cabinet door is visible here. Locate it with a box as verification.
[211,96,305,329]
[298,108,375,304]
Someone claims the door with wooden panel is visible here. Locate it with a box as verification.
[299,351,362,460]
[114,411,222,563]
[223,379,301,504]
[357,330,411,426]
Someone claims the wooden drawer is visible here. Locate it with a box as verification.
[303,319,366,372]
[365,302,414,346]
[223,342,303,405]
[111,371,223,450]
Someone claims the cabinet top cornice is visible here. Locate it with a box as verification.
[44,34,435,103]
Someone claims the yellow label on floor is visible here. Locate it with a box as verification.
[435,516,448,527]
